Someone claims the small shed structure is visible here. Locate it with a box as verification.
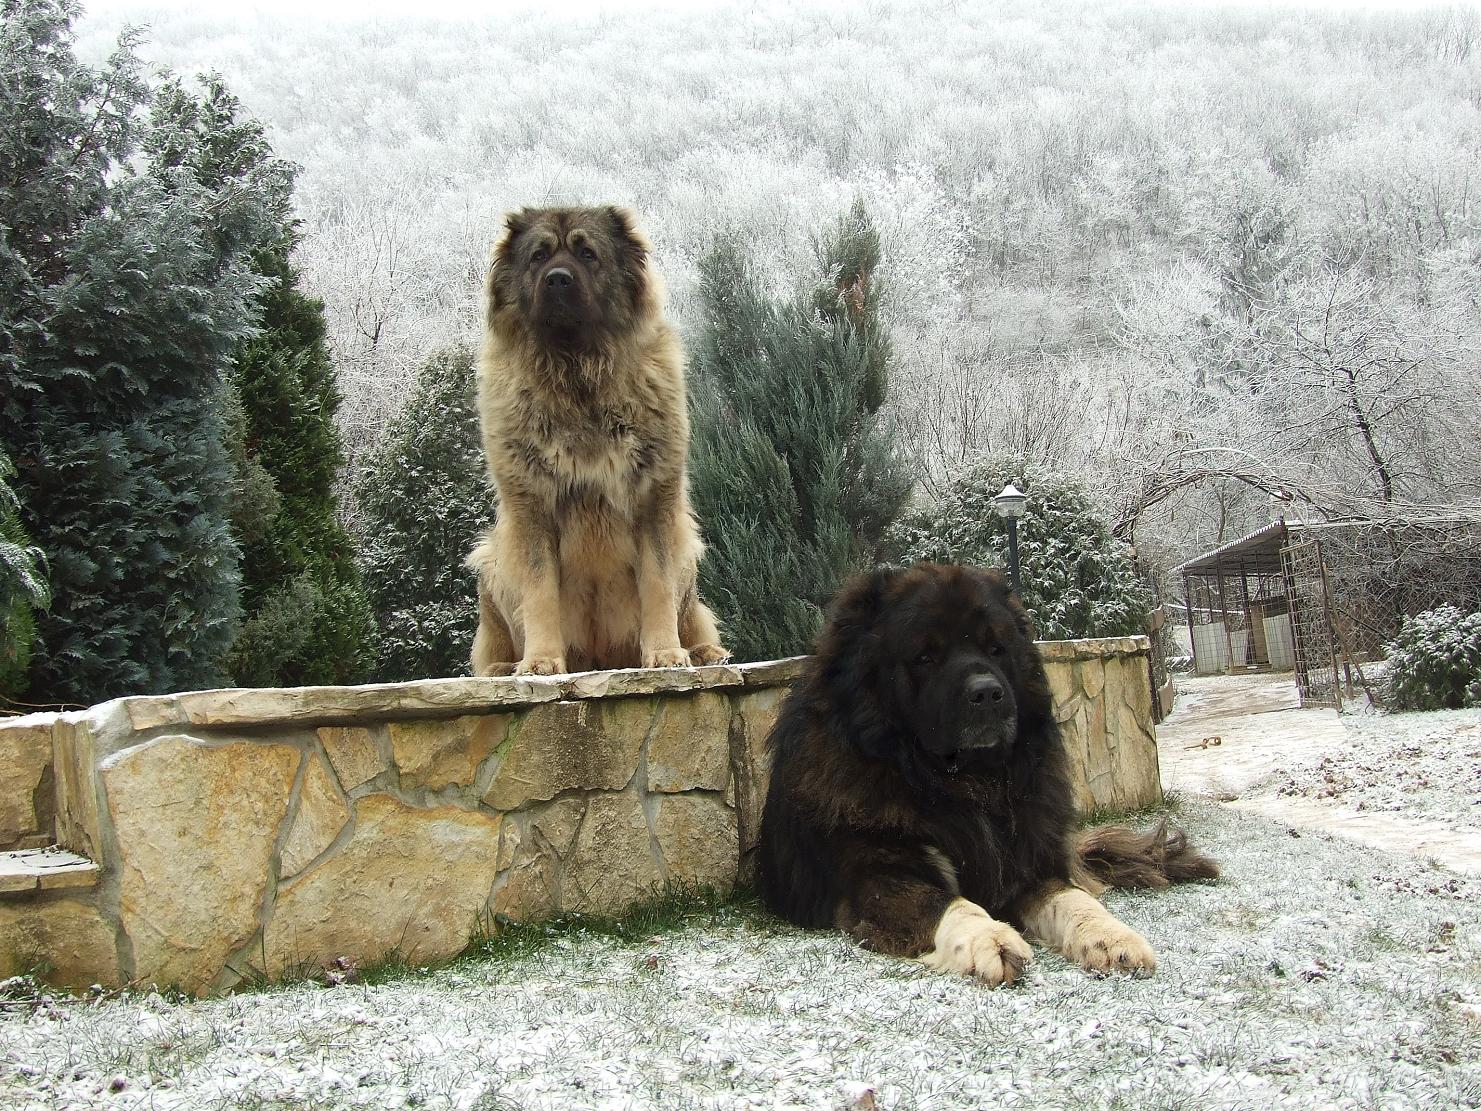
[1175,521,1298,678]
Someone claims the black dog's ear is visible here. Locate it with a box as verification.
[971,565,1036,638]
[825,566,900,639]
[815,566,904,670]
[815,567,909,758]
[1006,591,1036,639]
[813,566,894,684]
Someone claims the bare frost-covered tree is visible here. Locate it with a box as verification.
[1249,271,1475,507]
[297,181,493,480]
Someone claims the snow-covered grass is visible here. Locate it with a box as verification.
[3,801,1478,1110]
[1268,708,1481,832]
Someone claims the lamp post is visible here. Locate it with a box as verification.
[993,480,1028,593]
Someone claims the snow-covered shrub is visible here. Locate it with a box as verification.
[1382,605,1481,711]
[885,456,1154,641]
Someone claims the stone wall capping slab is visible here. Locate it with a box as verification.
[92,658,812,735]
[1035,636,1151,662]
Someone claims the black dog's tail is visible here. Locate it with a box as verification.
[1074,820,1220,893]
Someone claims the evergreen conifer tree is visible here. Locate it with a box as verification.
[146,75,376,687]
[886,456,1155,640]
[354,345,496,681]
[0,1,276,703]
[690,201,912,660]
[0,449,49,701]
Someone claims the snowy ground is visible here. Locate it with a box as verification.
[5,676,1481,1109]
[1267,710,1481,829]
[2,799,1479,1110]
[1159,673,1481,874]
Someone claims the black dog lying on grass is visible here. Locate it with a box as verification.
[758,562,1218,986]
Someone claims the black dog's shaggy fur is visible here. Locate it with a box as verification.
[758,562,1218,983]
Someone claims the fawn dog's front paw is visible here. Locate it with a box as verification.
[515,655,567,676]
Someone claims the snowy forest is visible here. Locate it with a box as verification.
[5,0,1481,705]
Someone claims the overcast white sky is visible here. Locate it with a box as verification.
[82,0,1478,20]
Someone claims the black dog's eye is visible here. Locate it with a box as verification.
[988,643,1005,657]
[914,650,934,666]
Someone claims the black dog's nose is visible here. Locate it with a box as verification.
[545,267,574,289]
[966,675,1005,706]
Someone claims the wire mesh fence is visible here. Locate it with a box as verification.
[1281,537,1343,708]
[1297,519,1481,708]
[1315,519,1481,662]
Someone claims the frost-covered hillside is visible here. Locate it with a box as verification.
[72,1,1481,561]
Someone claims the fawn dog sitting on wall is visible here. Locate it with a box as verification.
[466,205,728,676]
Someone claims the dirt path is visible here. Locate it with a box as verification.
[1226,795,1481,874]
[1157,673,1346,799]
[1157,673,1481,875]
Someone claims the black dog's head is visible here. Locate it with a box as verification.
[486,205,659,350]
[814,563,1051,782]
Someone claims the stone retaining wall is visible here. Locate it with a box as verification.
[0,638,1160,995]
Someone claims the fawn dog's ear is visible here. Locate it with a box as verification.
[486,208,536,319]
[603,205,659,319]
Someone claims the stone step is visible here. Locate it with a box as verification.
[0,846,101,896]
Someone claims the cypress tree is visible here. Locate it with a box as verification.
[224,246,376,687]
[0,449,49,702]
[690,201,912,661]
[146,74,374,688]
[354,345,496,681]
[0,1,274,703]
